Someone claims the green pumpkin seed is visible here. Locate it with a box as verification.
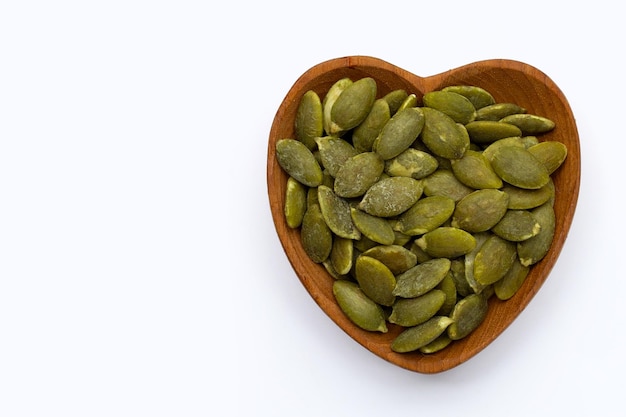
[527,141,568,175]
[318,185,361,240]
[333,280,388,333]
[520,135,540,148]
[418,333,453,354]
[420,107,470,159]
[315,136,358,178]
[474,235,517,286]
[436,272,457,316]
[322,258,346,280]
[395,195,455,236]
[384,148,439,179]
[517,202,556,266]
[382,89,409,115]
[330,77,377,135]
[350,207,396,245]
[441,85,495,110]
[482,136,526,161]
[422,169,473,202]
[358,176,423,217]
[295,90,323,150]
[373,107,425,160]
[330,236,354,276]
[361,244,417,275]
[408,240,433,264]
[502,182,553,210]
[492,209,541,242]
[352,98,391,153]
[284,176,307,228]
[389,289,446,327]
[397,93,418,112]
[450,258,473,297]
[447,294,489,340]
[463,232,490,294]
[450,149,503,189]
[301,203,333,263]
[393,258,451,298]
[391,316,454,353]
[500,113,555,135]
[323,78,352,135]
[275,139,323,187]
[465,120,523,144]
[415,227,477,259]
[494,258,530,300]
[491,145,550,189]
[475,102,526,121]
[334,152,384,198]
[423,90,477,124]
[451,189,509,233]
[355,255,396,306]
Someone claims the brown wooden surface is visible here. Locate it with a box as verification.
[266,56,581,374]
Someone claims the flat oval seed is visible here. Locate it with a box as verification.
[441,85,495,109]
[318,185,361,240]
[395,195,455,236]
[482,136,526,161]
[517,202,556,266]
[502,182,553,209]
[275,139,323,187]
[474,235,517,286]
[436,272,457,316]
[451,189,510,233]
[373,107,425,160]
[362,244,417,275]
[323,78,352,135]
[491,145,550,189]
[422,169,473,202]
[295,90,323,150]
[330,77,377,135]
[423,90,477,124]
[382,89,409,115]
[415,227,477,258]
[527,141,568,175]
[301,203,333,263]
[451,149,503,189]
[463,232,490,294]
[355,255,396,306]
[350,208,396,245]
[465,120,523,144]
[332,280,388,333]
[388,289,446,327]
[330,237,353,276]
[385,148,439,179]
[447,294,489,340]
[420,107,469,159]
[397,93,418,112]
[315,136,358,177]
[418,333,453,354]
[284,176,307,228]
[334,152,384,198]
[352,98,391,153]
[393,258,451,298]
[475,102,526,121]
[391,316,454,353]
[494,258,530,300]
[358,176,423,217]
[492,209,541,242]
[500,113,555,135]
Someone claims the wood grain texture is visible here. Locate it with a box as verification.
[266,56,581,374]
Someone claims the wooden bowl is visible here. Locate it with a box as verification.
[266,56,580,374]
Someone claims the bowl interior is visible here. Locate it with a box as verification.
[267,56,580,373]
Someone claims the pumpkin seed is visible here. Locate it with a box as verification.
[418,333,453,354]
[397,93,418,112]
[492,209,541,242]
[450,149,503,189]
[373,107,425,160]
[391,316,454,353]
[395,195,455,236]
[441,85,495,109]
[482,136,526,161]
[423,90,476,124]
[393,258,451,298]
[436,272,457,316]
[384,148,439,179]
[315,136,358,178]
[334,152,384,198]
[350,208,396,245]
[382,89,409,115]
[494,258,530,300]
[389,289,446,327]
[451,189,509,233]
[491,145,550,189]
[322,77,352,135]
[500,113,555,135]
[422,169,473,202]
[301,203,333,263]
[295,90,323,150]
[463,232,491,294]
[502,182,553,210]
[284,176,307,228]
[333,280,388,333]
[330,237,354,276]
[465,120,523,143]
[329,77,377,135]
[275,138,323,187]
[447,294,488,340]
[352,98,391,153]
[475,102,526,121]
[358,176,423,217]
[517,202,556,266]
[420,107,470,159]
[361,244,417,275]
[355,255,396,306]
[415,227,477,258]
[318,185,361,240]
[527,141,568,174]
[474,235,517,286]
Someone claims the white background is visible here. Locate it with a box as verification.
[1,1,623,416]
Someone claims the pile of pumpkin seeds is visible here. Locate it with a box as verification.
[275,77,567,354]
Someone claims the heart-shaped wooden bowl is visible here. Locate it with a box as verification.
[266,56,580,373]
